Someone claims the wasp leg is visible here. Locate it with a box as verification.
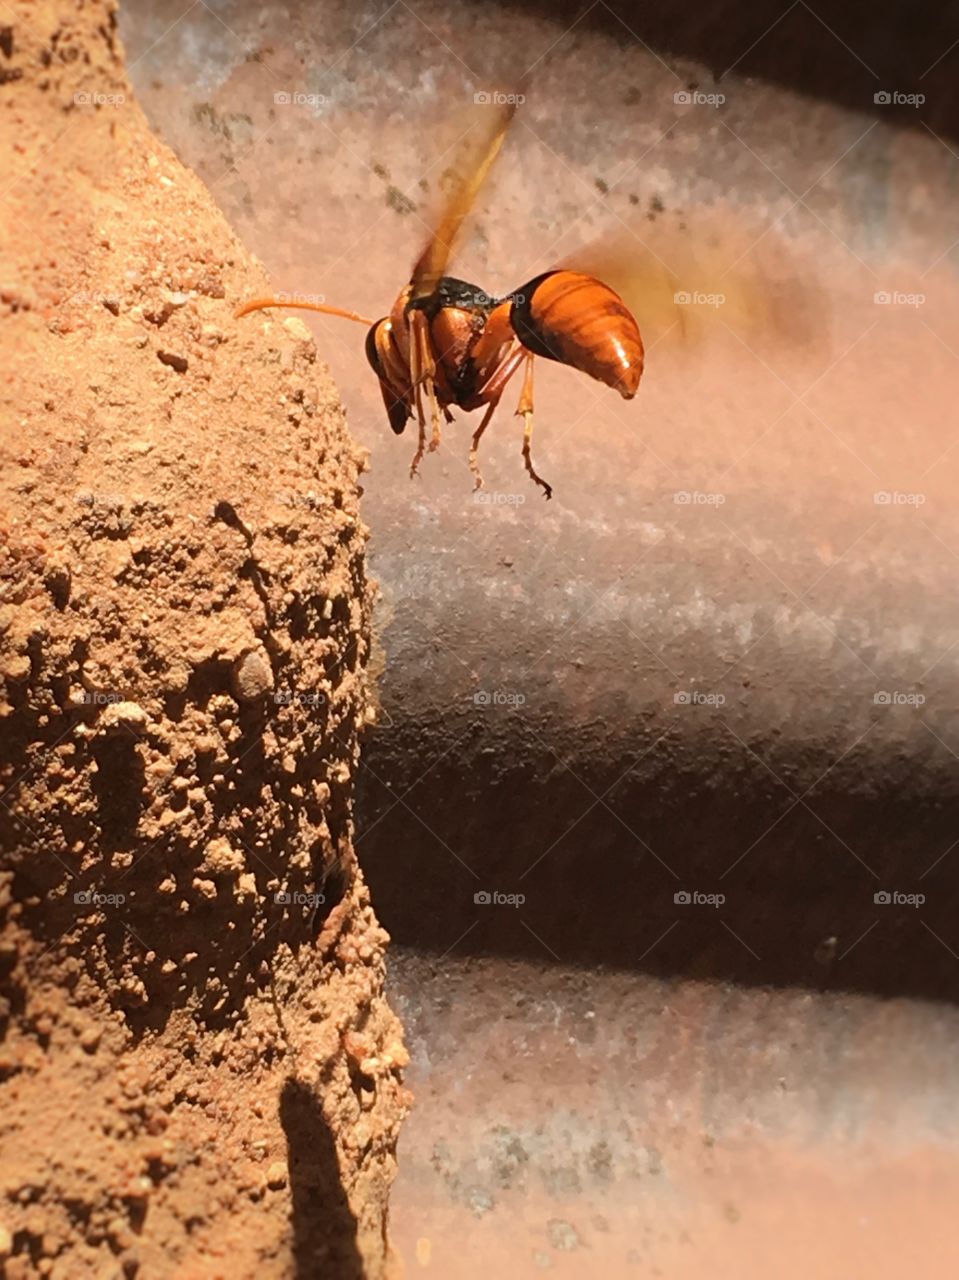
[408,310,444,476]
[469,399,500,492]
[407,312,430,478]
[464,340,526,493]
[516,354,552,500]
[409,409,428,481]
[429,398,443,453]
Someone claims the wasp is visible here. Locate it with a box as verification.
[236,102,643,500]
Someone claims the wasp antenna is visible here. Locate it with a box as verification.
[235,296,375,326]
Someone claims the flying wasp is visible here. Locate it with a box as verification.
[236,101,643,500]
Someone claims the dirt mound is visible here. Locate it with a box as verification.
[0,1,407,1274]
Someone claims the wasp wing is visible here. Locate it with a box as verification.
[547,211,827,356]
[409,97,518,304]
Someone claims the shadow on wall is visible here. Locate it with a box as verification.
[357,714,959,1007]
[280,1079,365,1280]
[499,0,959,142]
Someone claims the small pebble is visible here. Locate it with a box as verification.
[80,1026,102,1053]
[99,701,147,732]
[231,649,274,702]
[157,349,188,373]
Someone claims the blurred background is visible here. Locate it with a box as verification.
[121,1,959,1274]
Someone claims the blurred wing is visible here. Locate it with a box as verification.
[409,98,517,303]
[556,212,827,356]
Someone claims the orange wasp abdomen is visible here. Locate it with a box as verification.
[510,270,644,399]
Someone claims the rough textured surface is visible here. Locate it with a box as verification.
[0,2,408,1275]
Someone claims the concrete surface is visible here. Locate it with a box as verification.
[387,947,959,1278]
[118,1,959,1274]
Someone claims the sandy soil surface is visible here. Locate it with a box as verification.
[0,2,407,1275]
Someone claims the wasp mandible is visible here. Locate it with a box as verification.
[236,102,643,500]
